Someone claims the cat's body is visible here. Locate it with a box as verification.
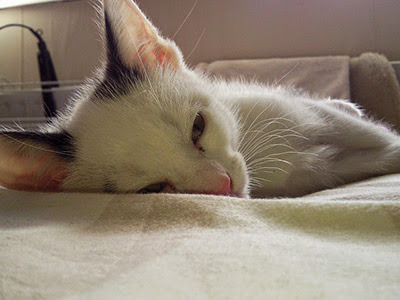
[1,0,399,198]
[227,82,400,197]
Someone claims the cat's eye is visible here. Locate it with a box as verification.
[138,182,167,194]
[192,113,205,145]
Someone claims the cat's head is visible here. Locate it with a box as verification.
[0,0,249,197]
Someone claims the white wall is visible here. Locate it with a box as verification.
[1,0,399,83]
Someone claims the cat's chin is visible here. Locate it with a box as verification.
[231,181,249,198]
[232,192,249,199]
[231,183,250,198]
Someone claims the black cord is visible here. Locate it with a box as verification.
[0,23,44,43]
[0,23,58,119]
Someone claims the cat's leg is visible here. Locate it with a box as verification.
[283,139,400,196]
[311,100,396,149]
[281,107,400,196]
[309,102,400,183]
[244,98,400,197]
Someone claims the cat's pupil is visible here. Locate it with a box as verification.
[192,113,205,144]
[138,182,167,194]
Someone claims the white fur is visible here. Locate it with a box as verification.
[60,69,249,196]
[56,59,400,197]
[213,81,400,197]
[1,0,400,197]
[43,0,400,197]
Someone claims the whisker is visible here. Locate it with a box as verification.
[240,119,320,162]
[256,166,289,174]
[239,117,290,155]
[266,150,319,157]
[249,176,272,183]
[241,127,302,161]
[243,139,294,163]
[238,101,275,150]
[242,131,300,160]
[238,115,301,155]
[272,62,300,87]
[238,99,261,132]
[240,117,312,153]
[248,156,293,169]
[186,27,206,60]
[172,0,198,39]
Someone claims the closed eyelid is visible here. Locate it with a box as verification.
[191,112,206,144]
[138,182,168,194]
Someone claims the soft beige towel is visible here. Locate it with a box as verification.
[1,175,400,299]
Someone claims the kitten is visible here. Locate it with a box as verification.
[0,0,399,198]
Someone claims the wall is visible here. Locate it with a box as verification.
[0,0,399,83]
[0,0,100,84]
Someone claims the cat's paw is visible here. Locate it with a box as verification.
[328,99,363,118]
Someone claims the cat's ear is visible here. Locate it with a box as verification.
[0,131,73,192]
[103,0,184,73]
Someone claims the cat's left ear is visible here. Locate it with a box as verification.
[103,0,184,73]
[0,131,72,192]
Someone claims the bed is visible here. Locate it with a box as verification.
[1,53,400,299]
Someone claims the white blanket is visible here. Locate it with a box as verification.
[1,174,400,299]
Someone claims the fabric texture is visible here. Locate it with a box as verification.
[1,53,400,299]
[1,176,400,299]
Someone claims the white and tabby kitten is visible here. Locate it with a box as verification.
[1,0,399,198]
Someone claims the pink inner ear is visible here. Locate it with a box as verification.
[131,42,179,71]
[106,0,182,71]
[0,151,68,192]
[154,48,178,69]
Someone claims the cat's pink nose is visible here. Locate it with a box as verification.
[210,173,232,196]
